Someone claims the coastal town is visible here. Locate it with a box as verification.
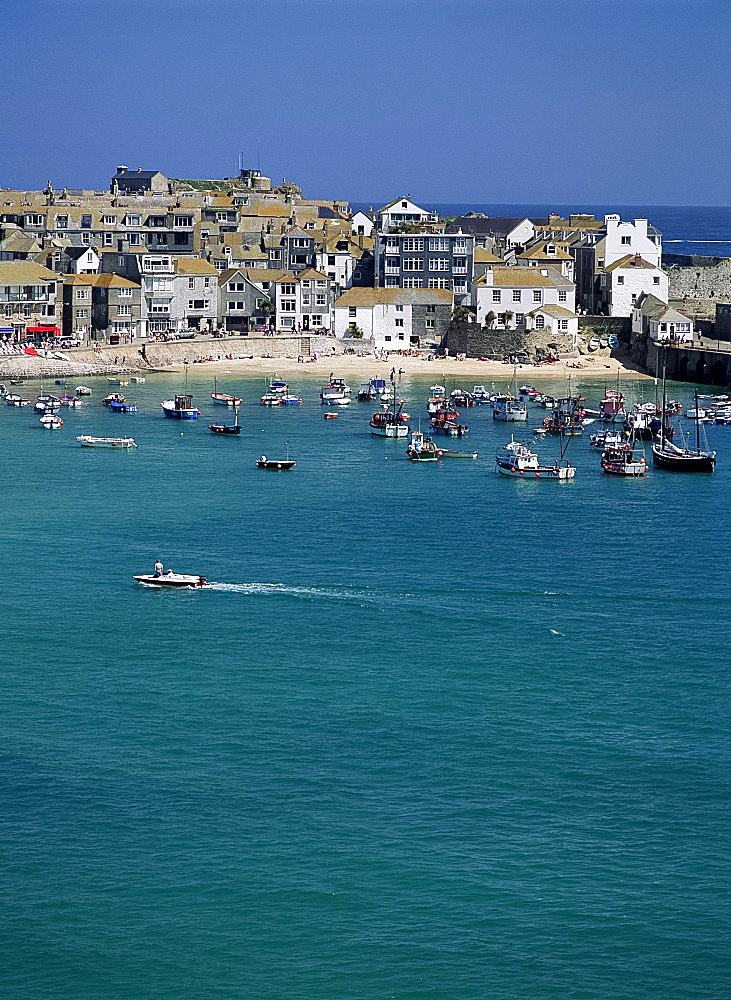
[1,163,730,384]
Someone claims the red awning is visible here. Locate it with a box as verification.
[27,325,60,334]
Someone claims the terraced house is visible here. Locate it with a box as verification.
[471,266,577,338]
[0,261,60,342]
[373,231,475,303]
[62,274,141,342]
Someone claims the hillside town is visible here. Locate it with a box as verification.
[0,164,717,362]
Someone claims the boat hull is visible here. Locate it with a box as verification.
[495,458,575,480]
[209,424,241,435]
[134,574,207,588]
[651,446,715,472]
[162,402,198,419]
[256,459,296,470]
[76,436,137,448]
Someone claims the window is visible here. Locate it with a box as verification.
[281,283,296,295]
[402,238,424,252]
[429,238,449,252]
[81,214,92,229]
[174,216,193,228]
[292,238,309,248]
[385,276,399,287]
[316,294,326,306]
[403,258,423,271]
[349,307,356,318]
[76,308,88,319]
[512,290,521,302]
[429,259,449,271]
[149,215,166,228]
[26,213,44,226]
[316,280,326,289]
[559,319,568,330]
[533,290,541,302]
[631,294,637,304]
[302,294,311,305]
[280,300,296,312]
[118,256,125,267]
[385,335,392,342]
[103,215,116,225]
[617,276,624,285]
[188,299,205,310]
[493,290,501,302]
[328,256,336,265]
[428,278,450,289]
[55,215,69,229]
[558,290,567,302]
[301,280,311,289]
[425,318,435,329]
[653,276,660,284]
[621,236,631,245]
[103,233,113,246]
[402,278,423,288]
[398,333,405,341]
[535,315,545,329]
[117,304,132,316]
[76,289,89,300]
[454,237,466,250]
[188,277,195,289]
[516,313,525,326]
[125,215,140,227]
[129,233,141,246]
[395,318,404,328]
[311,315,322,325]
[598,259,604,268]
[81,232,91,245]
[119,287,133,298]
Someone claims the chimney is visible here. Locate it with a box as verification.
[116,165,128,174]
[137,166,142,173]
[634,218,648,240]
[633,254,642,266]
[483,267,493,286]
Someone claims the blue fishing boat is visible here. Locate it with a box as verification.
[109,400,137,413]
[161,394,199,419]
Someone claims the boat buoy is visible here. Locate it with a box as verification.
[180,432,184,436]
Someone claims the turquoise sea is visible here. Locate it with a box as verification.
[2,368,730,999]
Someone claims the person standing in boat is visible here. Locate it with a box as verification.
[154,559,164,577]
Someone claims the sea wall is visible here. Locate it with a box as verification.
[0,333,368,379]
[666,257,731,301]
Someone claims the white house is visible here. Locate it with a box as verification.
[597,215,662,269]
[471,266,577,337]
[603,254,668,317]
[273,270,334,333]
[632,293,693,343]
[374,196,438,232]
[351,211,374,238]
[334,287,452,350]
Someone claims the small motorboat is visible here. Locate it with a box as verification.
[103,392,126,406]
[107,377,129,386]
[59,395,82,407]
[76,386,93,395]
[256,453,295,470]
[211,378,242,406]
[439,448,478,459]
[209,408,241,435]
[406,430,441,461]
[601,444,648,476]
[260,393,283,406]
[77,435,138,449]
[133,572,207,588]
[55,379,67,386]
[131,377,145,384]
[161,394,199,419]
[280,393,302,406]
[35,400,60,413]
[5,394,30,406]
[430,384,446,395]
[324,412,338,420]
[40,413,63,429]
[109,400,137,413]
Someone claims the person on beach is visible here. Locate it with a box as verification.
[154,559,164,577]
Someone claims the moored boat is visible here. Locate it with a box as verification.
[103,392,126,406]
[406,430,441,461]
[652,368,716,472]
[256,455,296,470]
[76,435,138,448]
[40,413,63,429]
[162,394,199,419]
[211,377,242,406]
[495,441,575,480]
[109,400,137,413]
[320,378,351,405]
[5,394,30,406]
[209,407,241,434]
[76,386,93,395]
[601,443,648,476]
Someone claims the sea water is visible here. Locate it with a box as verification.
[1,369,730,999]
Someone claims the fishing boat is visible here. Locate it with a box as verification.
[76,386,93,395]
[426,394,447,415]
[76,435,138,448]
[370,373,409,437]
[40,413,63,429]
[601,442,648,476]
[103,392,126,406]
[211,377,242,407]
[471,385,492,405]
[5,394,30,406]
[161,394,199,419]
[357,379,385,401]
[600,386,626,422]
[268,379,289,395]
[35,399,60,414]
[450,389,474,407]
[495,440,575,480]
[109,400,137,413]
[133,571,207,588]
[543,396,584,435]
[443,421,469,437]
[492,394,527,421]
[589,427,626,449]
[430,384,446,395]
[107,377,129,386]
[320,378,351,405]
[406,430,442,461]
[209,407,241,435]
[260,393,283,406]
[130,376,145,384]
[280,393,302,406]
[59,394,82,407]
[652,359,716,472]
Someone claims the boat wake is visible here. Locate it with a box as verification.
[204,581,377,603]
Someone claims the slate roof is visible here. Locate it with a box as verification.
[635,293,690,323]
[113,169,165,180]
[334,287,452,307]
[446,216,532,236]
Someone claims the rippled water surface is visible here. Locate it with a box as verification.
[1,369,729,999]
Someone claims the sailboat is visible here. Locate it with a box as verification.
[209,406,241,435]
[370,370,409,437]
[652,353,716,472]
[492,366,527,422]
[211,376,242,407]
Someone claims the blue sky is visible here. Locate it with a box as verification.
[2,0,729,205]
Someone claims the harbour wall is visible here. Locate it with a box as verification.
[632,331,731,386]
[0,333,370,379]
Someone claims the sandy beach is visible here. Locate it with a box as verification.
[166,351,651,382]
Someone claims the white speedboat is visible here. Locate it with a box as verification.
[133,572,207,588]
[495,441,575,480]
[76,386,93,395]
[40,414,63,429]
[77,435,138,449]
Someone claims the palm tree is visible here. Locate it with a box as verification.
[485,310,496,329]
[504,310,514,330]
[452,305,470,324]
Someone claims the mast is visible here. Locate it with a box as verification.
[695,389,701,455]
[659,348,667,450]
